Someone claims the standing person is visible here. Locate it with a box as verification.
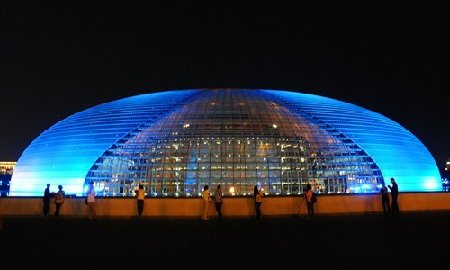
[305,184,314,218]
[54,185,65,218]
[380,181,391,215]
[214,184,223,220]
[86,181,96,220]
[201,185,211,220]
[253,185,263,219]
[135,184,145,218]
[388,177,400,215]
[42,184,51,217]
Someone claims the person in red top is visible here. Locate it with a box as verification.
[135,184,145,218]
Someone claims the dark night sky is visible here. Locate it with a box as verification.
[1,1,449,167]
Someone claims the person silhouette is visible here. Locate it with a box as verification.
[380,181,391,215]
[253,185,263,219]
[214,184,223,220]
[54,185,65,218]
[42,184,51,217]
[388,177,400,215]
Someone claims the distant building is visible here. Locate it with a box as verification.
[446,158,450,174]
[0,161,16,197]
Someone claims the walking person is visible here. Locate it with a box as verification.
[201,185,211,220]
[253,185,264,219]
[214,184,223,220]
[86,181,96,220]
[135,184,145,218]
[42,183,51,217]
[380,181,391,215]
[54,185,65,218]
[388,177,400,215]
[305,184,314,218]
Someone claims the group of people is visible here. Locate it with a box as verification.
[201,178,400,220]
[42,181,96,219]
[380,177,400,216]
[42,178,401,220]
[42,183,66,217]
[201,184,264,220]
[42,181,148,219]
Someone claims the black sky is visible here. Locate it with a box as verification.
[1,1,449,167]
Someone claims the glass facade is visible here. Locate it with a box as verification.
[10,89,441,196]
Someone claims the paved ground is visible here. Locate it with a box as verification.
[1,212,449,268]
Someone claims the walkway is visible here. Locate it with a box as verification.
[1,212,449,268]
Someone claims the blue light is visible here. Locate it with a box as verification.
[263,90,441,192]
[10,89,441,196]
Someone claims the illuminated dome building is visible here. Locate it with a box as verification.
[10,89,441,196]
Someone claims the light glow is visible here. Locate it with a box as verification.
[10,89,442,196]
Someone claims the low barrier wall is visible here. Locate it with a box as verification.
[1,192,450,218]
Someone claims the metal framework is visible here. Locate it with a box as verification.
[10,89,441,196]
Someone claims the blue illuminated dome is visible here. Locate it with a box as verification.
[10,89,441,196]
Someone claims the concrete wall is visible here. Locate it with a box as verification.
[1,192,450,218]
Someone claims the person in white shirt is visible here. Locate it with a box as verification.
[86,181,96,220]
